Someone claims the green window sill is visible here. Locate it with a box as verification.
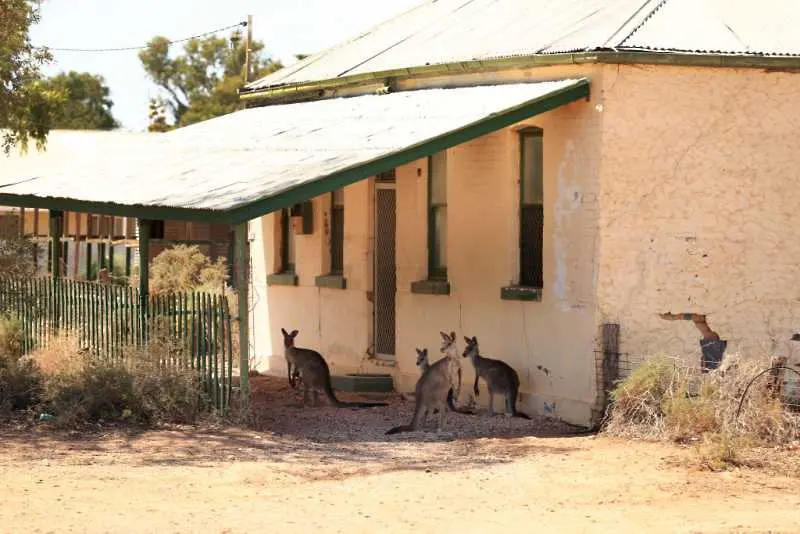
[315,274,347,290]
[411,279,451,295]
[267,272,298,286]
[501,286,542,301]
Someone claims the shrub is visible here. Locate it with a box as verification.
[145,244,230,296]
[0,314,42,415]
[605,354,800,469]
[39,352,140,427]
[34,334,210,428]
[0,236,36,278]
[607,356,677,431]
[126,345,210,424]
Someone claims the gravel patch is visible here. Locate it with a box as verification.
[249,374,583,443]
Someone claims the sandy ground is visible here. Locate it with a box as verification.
[1,375,799,534]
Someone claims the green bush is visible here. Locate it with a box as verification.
[608,356,676,426]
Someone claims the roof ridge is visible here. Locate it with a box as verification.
[614,0,673,47]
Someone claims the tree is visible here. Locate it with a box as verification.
[0,0,57,154]
[40,71,119,130]
[139,32,283,129]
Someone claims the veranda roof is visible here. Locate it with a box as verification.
[0,78,589,224]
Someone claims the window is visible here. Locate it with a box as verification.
[150,220,165,239]
[268,208,299,286]
[330,189,344,275]
[112,217,126,239]
[88,214,100,238]
[519,128,544,288]
[280,208,295,273]
[428,151,447,280]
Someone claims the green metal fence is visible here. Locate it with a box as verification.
[0,277,234,412]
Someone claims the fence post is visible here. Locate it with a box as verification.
[138,219,151,343]
[234,222,250,408]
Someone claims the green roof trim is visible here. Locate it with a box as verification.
[226,78,589,224]
[0,193,227,223]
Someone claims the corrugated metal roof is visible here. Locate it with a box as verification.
[622,0,800,56]
[0,79,589,223]
[246,0,800,91]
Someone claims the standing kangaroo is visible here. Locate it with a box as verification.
[463,336,531,419]
[281,328,387,409]
[386,332,468,435]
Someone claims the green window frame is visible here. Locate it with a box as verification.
[519,127,544,288]
[330,189,344,275]
[280,208,295,273]
[427,151,447,280]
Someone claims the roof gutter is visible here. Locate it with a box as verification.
[239,50,800,104]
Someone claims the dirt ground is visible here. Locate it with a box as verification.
[2,375,799,534]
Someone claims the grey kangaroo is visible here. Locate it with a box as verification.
[463,336,531,419]
[386,332,470,435]
[281,328,387,408]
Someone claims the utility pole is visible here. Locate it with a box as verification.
[244,14,253,83]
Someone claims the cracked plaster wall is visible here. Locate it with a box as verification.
[596,64,800,364]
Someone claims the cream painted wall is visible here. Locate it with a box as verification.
[253,179,389,378]
[394,93,603,426]
[248,71,605,426]
[596,65,800,367]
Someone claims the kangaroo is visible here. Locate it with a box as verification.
[413,347,453,423]
[386,332,467,435]
[281,328,387,409]
[463,336,531,419]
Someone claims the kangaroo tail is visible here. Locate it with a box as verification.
[336,400,389,408]
[386,395,425,435]
[323,377,387,408]
[446,388,475,415]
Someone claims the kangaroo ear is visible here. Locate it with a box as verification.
[464,336,471,344]
[472,336,478,344]
[449,331,455,340]
[416,348,422,355]
[290,330,299,338]
[281,328,288,337]
[440,331,448,339]
[422,348,428,355]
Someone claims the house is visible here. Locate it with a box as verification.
[1,0,799,426]
[239,0,800,425]
[3,131,234,280]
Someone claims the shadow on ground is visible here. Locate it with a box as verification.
[0,375,592,480]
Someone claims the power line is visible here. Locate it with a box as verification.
[41,21,247,53]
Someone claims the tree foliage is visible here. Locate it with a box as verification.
[139,32,283,130]
[0,0,56,154]
[40,71,118,130]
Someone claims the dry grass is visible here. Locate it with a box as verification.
[0,314,42,416]
[25,332,211,428]
[604,354,800,471]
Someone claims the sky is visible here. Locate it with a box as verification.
[29,0,421,131]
